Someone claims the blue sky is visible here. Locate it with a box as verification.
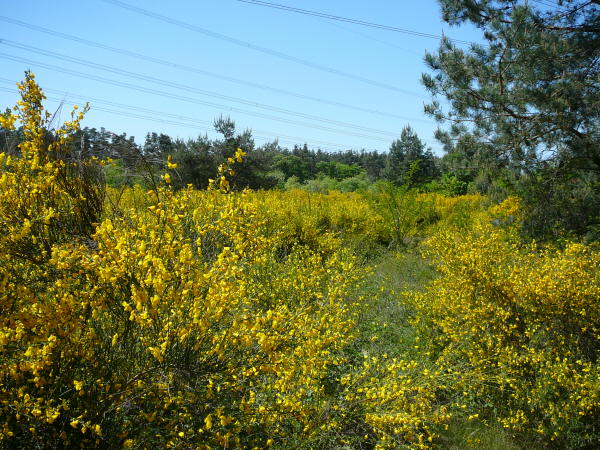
[0,0,482,154]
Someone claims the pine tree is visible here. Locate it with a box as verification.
[423,0,600,237]
[383,126,437,187]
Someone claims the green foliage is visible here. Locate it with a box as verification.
[383,126,438,187]
[368,181,438,247]
[423,0,600,239]
[425,173,468,196]
[316,161,362,180]
[273,154,311,182]
[143,131,173,161]
[294,172,371,193]
[102,158,130,188]
[518,168,600,242]
[170,135,216,190]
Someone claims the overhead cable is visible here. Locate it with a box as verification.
[0,80,359,151]
[99,0,421,95]
[0,52,396,143]
[235,0,473,45]
[0,16,431,123]
[0,39,403,138]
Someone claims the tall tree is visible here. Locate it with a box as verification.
[143,132,174,162]
[212,116,277,189]
[423,0,600,237]
[383,125,437,186]
[170,135,216,190]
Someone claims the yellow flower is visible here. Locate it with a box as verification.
[235,148,246,162]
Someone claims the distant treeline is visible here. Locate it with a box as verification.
[0,115,467,193]
[1,111,598,241]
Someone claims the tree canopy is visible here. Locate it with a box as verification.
[383,126,437,187]
[423,0,600,238]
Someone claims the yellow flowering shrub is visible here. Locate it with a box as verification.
[7,72,596,449]
[411,198,600,446]
[252,189,389,258]
[335,356,453,449]
[367,182,485,247]
[0,71,103,263]
[0,75,370,448]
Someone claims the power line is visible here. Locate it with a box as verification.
[0,40,404,138]
[0,52,396,143]
[0,83,439,153]
[98,0,423,96]
[323,19,426,58]
[82,108,353,152]
[0,80,361,151]
[235,0,473,45]
[0,79,442,152]
[0,15,432,124]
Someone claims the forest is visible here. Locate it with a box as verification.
[0,0,598,449]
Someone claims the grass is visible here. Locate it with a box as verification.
[355,250,436,360]
[440,418,522,450]
[353,249,523,450]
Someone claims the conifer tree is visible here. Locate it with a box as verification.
[423,0,600,237]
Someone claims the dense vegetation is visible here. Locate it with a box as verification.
[0,71,598,449]
[0,119,439,192]
[423,0,600,240]
[0,1,598,448]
